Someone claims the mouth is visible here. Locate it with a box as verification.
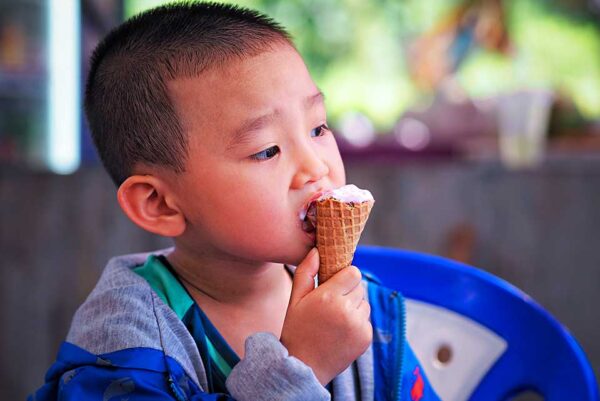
[301,215,316,234]
[299,191,322,233]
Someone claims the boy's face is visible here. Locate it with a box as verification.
[167,44,346,266]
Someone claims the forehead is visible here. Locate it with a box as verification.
[167,44,319,148]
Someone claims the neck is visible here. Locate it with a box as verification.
[167,244,291,307]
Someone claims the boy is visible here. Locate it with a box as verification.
[31,3,440,400]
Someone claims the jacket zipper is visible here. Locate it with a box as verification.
[393,291,406,401]
[167,373,188,401]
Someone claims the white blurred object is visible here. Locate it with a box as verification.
[338,112,376,147]
[497,89,554,169]
[394,118,431,151]
[406,299,507,401]
[48,0,81,174]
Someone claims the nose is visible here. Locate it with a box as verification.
[290,142,330,189]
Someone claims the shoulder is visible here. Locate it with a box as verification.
[66,249,167,353]
[65,248,207,389]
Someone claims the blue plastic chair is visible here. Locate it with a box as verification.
[353,245,599,401]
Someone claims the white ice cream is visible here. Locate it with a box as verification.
[299,184,374,221]
[318,184,374,203]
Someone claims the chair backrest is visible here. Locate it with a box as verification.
[353,245,599,401]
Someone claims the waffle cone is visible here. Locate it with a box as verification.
[315,198,374,284]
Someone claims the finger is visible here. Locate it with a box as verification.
[357,299,371,322]
[345,282,365,308]
[323,265,362,295]
[289,248,319,306]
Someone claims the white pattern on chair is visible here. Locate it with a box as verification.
[405,299,508,401]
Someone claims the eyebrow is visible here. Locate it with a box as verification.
[305,90,325,109]
[227,90,325,150]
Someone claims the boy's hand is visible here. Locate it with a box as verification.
[280,248,372,385]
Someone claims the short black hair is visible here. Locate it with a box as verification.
[85,1,292,186]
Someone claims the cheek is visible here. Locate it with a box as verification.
[199,183,283,246]
[213,172,283,222]
[213,184,290,252]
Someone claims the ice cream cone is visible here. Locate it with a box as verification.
[315,198,374,284]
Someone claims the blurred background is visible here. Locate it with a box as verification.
[1,0,599,399]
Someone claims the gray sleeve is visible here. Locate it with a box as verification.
[226,332,331,401]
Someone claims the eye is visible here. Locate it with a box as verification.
[310,124,330,138]
[250,145,280,161]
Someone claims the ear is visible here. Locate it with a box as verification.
[117,175,186,237]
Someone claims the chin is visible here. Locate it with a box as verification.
[259,231,315,266]
[284,245,314,267]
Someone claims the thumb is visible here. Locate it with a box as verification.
[289,248,319,306]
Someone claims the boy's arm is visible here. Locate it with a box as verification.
[226,332,331,401]
[30,363,235,401]
[32,343,329,401]
[31,342,329,401]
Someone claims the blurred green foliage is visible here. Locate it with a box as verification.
[126,0,600,131]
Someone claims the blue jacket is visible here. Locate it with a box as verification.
[29,250,441,401]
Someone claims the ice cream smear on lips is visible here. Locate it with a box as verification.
[300,184,374,233]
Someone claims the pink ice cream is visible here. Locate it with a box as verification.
[300,184,374,233]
